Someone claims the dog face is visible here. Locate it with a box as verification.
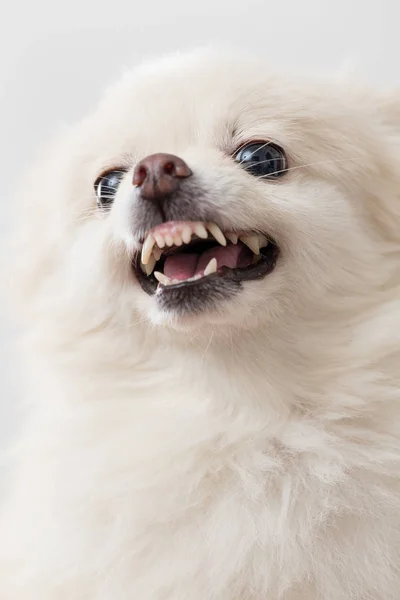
[12,49,400,336]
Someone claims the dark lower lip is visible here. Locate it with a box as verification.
[133,242,280,314]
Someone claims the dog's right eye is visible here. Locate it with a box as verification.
[94,170,125,209]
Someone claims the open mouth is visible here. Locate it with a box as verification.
[133,221,279,306]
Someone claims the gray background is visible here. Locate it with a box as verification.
[1,0,400,447]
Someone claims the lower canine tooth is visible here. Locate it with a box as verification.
[154,272,173,286]
[207,223,226,246]
[240,235,260,255]
[204,257,217,276]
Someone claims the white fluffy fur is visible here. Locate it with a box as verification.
[1,48,400,599]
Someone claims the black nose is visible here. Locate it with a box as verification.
[133,153,192,201]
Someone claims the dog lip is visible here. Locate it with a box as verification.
[138,221,249,247]
[132,238,280,305]
[157,256,278,290]
[131,217,280,312]
[139,220,271,269]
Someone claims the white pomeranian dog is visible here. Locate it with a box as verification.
[1,47,400,599]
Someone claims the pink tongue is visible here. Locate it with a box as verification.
[164,244,253,280]
[163,253,198,280]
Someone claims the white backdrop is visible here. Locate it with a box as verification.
[1,0,399,446]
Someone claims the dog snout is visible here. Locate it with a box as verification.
[133,153,192,202]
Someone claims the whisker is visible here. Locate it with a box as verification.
[126,314,149,329]
[71,210,97,225]
[237,140,273,166]
[202,329,215,360]
[253,155,366,179]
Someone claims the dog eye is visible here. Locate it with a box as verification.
[94,170,125,208]
[234,142,287,179]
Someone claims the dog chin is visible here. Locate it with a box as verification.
[133,277,278,334]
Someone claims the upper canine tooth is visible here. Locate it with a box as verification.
[181,226,192,244]
[225,233,238,245]
[240,235,260,255]
[154,271,173,286]
[259,234,269,248]
[204,257,217,276]
[194,224,208,239]
[144,255,156,275]
[141,235,155,265]
[207,223,226,246]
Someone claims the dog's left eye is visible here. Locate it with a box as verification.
[94,170,125,208]
[234,142,287,179]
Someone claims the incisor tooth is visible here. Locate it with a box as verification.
[185,273,202,283]
[144,255,156,275]
[194,224,208,239]
[141,235,155,265]
[165,234,174,246]
[207,223,226,246]
[204,257,217,276]
[154,234,165,249]
[240,235,260,255]
[154,271,173,286]
[173,235,183,246]
[182,226,192,244]
[225,232,238,245]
